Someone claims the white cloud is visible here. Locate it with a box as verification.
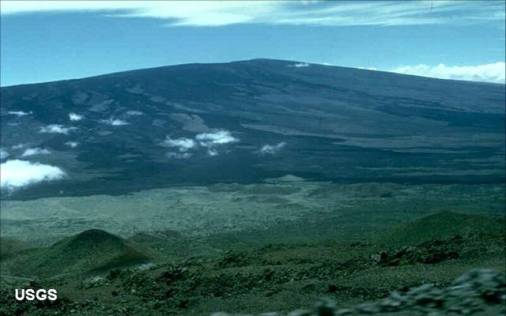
[21,147,51,157]
[207,149,219,157]
[359,66,378,71]
[69,112,84,121]
[290,63,310,68]
[162,130,238,158]
[196,130,238,147]
[391,62,506,83]
[100,118,129,126]
[7,110,31,117]
[161,137,196,152]
[65,141,79,148]
[259,142,286,155]
[0,160,65,190]
[40,124,76,134]
[2,1,503,27]
[0,149,9,160]
[11,144,26,150]
[196,130,238,156]
[126,110,143,116]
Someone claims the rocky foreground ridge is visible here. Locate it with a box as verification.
[212,269,506,316]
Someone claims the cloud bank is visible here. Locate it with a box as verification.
[2,1,503,27]
[391,62,506,83]
[0,160,65,190]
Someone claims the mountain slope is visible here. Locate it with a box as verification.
[379,211,506,246]
[2,229,149,277]
[1,59,504,199]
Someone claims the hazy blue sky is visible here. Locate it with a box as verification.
[1,1,505,86]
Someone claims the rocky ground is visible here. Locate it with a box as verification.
[212,269,506,315]
[1,268,504,315]
[1,211,504,315]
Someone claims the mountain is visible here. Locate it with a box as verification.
[1,59,504,199]
[2,229,149,277]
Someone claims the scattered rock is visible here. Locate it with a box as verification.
[212,269,506,315]
[371,237,461,267]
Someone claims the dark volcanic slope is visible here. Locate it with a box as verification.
[3,229,149,277]
[1,59,505,199]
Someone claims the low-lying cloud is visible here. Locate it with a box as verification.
[100,118,129,126]
[207,149,218,157]
[69,112,84,121]
[259,142,286,155]
[196,130,238,156]
[162,130,239,158]
[391,62,506,84]
[12,144,26,150]
[162,137,196,152]
[0,149,9,160]
[65,141,79,148]
[7,110,31,117]
[40,124,76,135]
[289,63,310,68]
[196,130,238,147]
[0,159,66,191]
[21,147,51,157]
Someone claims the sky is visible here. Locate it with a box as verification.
[1,0,505,86]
